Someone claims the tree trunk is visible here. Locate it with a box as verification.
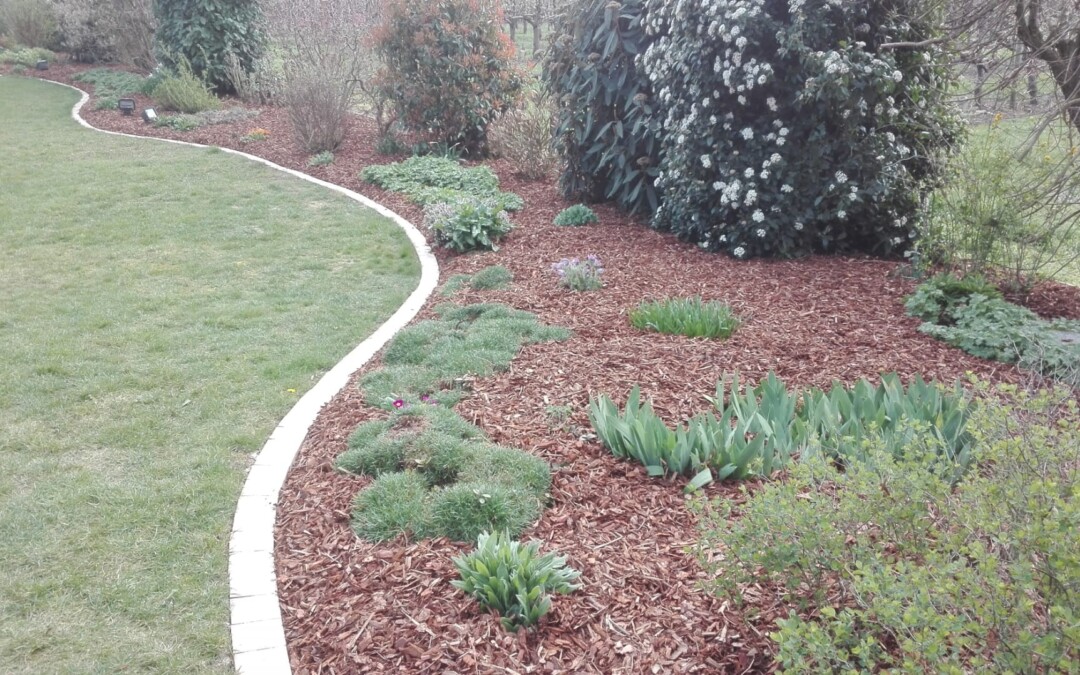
[1016,0,1080,133]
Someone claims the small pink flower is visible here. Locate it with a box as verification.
[392,399,405,409]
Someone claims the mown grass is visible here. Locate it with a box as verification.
[0,76,420,673]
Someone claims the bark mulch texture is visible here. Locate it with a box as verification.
[32,65,1080,673]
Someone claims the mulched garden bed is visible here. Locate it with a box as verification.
[24,63,1080,673]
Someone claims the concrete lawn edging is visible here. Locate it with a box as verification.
[42,77,440,675]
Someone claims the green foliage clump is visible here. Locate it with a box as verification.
[374,0,522,155]
[307,151,334,167]
[452,531,581,632]
[361,302,569,410]
[698,383,1080,672]
[153,114,200,132]
[468,265,513,291]
[906,278,1080,384]
[422,198,514,253]
[903,273,1002,324]
[0,45,53,66]
[361,155,523,211]
[339,405,551,543]
[629,296,740,339]
[73,68,147,100]
[641,0,962,258]
[150,60,220,114]
[553,204,599,227]
[590,372,972,490]
[154,0,263,93]
[543,0,659,215]
[94,96,118,111]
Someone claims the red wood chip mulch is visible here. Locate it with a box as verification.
[29,65,1080,673]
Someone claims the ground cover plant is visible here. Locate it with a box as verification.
[553,204,598,227]
[423,197,514,253]
[0,77,420,672]
[629,296,740,338]
[362,155,524,211]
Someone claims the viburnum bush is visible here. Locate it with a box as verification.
[374,0,522,156]
[640,0,963,259]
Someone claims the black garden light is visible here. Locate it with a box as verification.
[35,59,48,71]
[118,98,136,116]
[141,108,157,124]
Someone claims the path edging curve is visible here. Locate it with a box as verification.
[40,78,439,675]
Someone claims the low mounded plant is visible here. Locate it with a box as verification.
[422,197,514,253]
[307,151,334,167]
[339,403,551,542]
[468,265,513,290]
[553,204,599,227]
[552,256,604,291]
[452,531,582,632]
[906,277,1080,385]
[153,115,200,132]
[73,68,147,100]
[629,296,740,339]
[0,46,53,67]
[362,155,523,211]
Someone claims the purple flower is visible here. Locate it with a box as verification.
[392,399,405,409]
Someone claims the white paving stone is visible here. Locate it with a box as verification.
[53,78,440,675]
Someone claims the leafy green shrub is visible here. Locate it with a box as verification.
[422,198,514,253]
[553,204,598,227]
[150,60,220,114]
[903,273,1002,324]
[350,470,431,541]
[468,265,513,291]
[543,0,659,215]
[360,303,569,410]
[629,297,739,339]
[362,156,523,211]
[73,68,147,99]
[307,151,334,167]
[452,531,582,632]
[487,88,559,180]
[698,383,1080,672]
[641,0,961,258]
[551,256,604,291]
[154,0,264,93]
[374,0,522,155]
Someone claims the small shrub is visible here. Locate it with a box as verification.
[375,133,409,156]
[0,45,52,66]
[552,256,604,291]
[375,0,522,155]
[487,88,559,180]
[629,297,739,339]
[903,273,1002,324]
[553,204,598,227]
[468,265,513,291]
[452,531,582,632]
[94,96,118,111]
[361,155,523,211]
[350,470,430,541]
[151,60,220,114]
[307,151,334,167]
[10,63,25,75]
[0,0,55,48]
[53,0,155,68]
[422,198,514,253]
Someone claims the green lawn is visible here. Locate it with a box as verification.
[0,76,420,673]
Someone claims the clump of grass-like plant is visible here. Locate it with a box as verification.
[553,204,599,227]
[629,296,740,339]
[452,531,581,632]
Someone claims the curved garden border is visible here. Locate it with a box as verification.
[34,77,439,675]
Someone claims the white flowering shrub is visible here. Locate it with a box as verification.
[640,0,963,258]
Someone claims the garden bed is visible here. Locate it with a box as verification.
[28,64,1080,672]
